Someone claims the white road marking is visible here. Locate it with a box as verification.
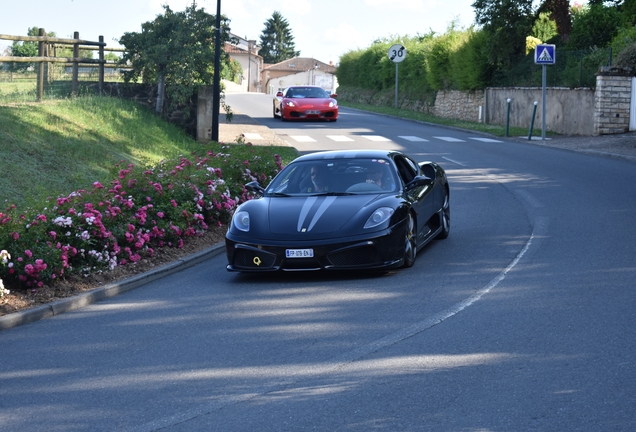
[469,137,503,143]
[242,133,264,140]
[433,136,466,142]
[441,157,466,167]
[290,136,317,142]
[327,135,355,142]
[398,136,429,142]
[362,135,392,142]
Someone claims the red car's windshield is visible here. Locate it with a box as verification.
[285,87,330,99]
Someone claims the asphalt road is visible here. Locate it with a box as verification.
[1,93,635,431]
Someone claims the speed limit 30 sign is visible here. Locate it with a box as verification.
[388,44,406,63]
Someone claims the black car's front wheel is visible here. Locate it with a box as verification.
[436,189,450,239]
[402,212,417,268]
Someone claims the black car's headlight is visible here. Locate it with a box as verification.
[233,211,250,232]
[364,207,394,229]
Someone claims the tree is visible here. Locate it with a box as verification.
[472,0,535,69]
[10,27,54,72]
[532,11,558,43]
[538,0,572,43]
[118,1,235,114]
[258,11,300,64]
[567,3,621,49]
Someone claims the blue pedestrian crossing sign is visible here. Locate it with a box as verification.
[535,44,556,65]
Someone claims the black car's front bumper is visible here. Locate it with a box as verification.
[225,226,405,272]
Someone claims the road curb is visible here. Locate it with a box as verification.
[0,243,226,331]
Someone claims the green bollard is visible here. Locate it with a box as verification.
[505,98,511,137]
[528,101,538,140]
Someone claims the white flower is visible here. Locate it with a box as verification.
[0,249,10,264]
[0,278,8,298]
[54,216,73,227]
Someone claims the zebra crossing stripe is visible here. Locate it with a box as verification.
[290,136,317,142]
[398,136,429,142]
[242,133,264,140]
[469,137,503,143]
[362,135,391,142]
[327,135,355,142]
[434,136,465,142]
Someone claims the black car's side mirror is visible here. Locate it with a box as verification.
[245,181,265,196]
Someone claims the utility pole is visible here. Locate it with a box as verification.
[211,0,222,142]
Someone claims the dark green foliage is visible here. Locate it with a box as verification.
[449,30,492,90]
[472,0,535,68]
[568,4,621,49]
[615,42,636,70]
[537,0,572,42]
[622,0,636,25]
[532,12,559,42]
[118,2,235,110]
[221,58,243,83]
[258,11,300,64]
[425,31,456,90]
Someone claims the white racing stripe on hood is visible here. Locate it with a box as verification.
[297,196,338,232]
[307,196,337,231]
[297,196,317,232]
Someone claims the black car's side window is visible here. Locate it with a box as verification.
[394,156,416,184]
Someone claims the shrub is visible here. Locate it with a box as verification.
[615,42,636,71]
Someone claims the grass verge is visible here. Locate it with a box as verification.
[338,100,556,139]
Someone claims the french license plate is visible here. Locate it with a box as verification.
[305,110,320,115]
[286,248,314,258]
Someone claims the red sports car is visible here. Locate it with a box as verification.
[273,85,338,122]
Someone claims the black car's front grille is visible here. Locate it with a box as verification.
[327,245,382,267]
[233,247,277,269]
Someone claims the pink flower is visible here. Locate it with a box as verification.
[93,182,104,189]
[24,250,33,258]
[156,212,164,218]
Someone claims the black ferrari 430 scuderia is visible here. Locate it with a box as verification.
[225,149,450,272]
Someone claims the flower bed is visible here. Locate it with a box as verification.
[0,143,284,292]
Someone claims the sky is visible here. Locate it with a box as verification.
[0,0,478,65]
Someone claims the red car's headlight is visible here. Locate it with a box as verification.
[285,100,296,107]
[329,101,337,108]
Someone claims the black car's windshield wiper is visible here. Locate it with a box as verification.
[266,192,292,197]
[312,191,355,196]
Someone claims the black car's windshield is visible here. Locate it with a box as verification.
[264,158,399,197]
[285,87,330,99]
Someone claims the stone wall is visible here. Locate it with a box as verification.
[594,68,633,135]
[433,90,485,122]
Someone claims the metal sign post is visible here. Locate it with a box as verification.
[388,44,406,109]
[534,44,556,140]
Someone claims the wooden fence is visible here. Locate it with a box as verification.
[0,29,124,101]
